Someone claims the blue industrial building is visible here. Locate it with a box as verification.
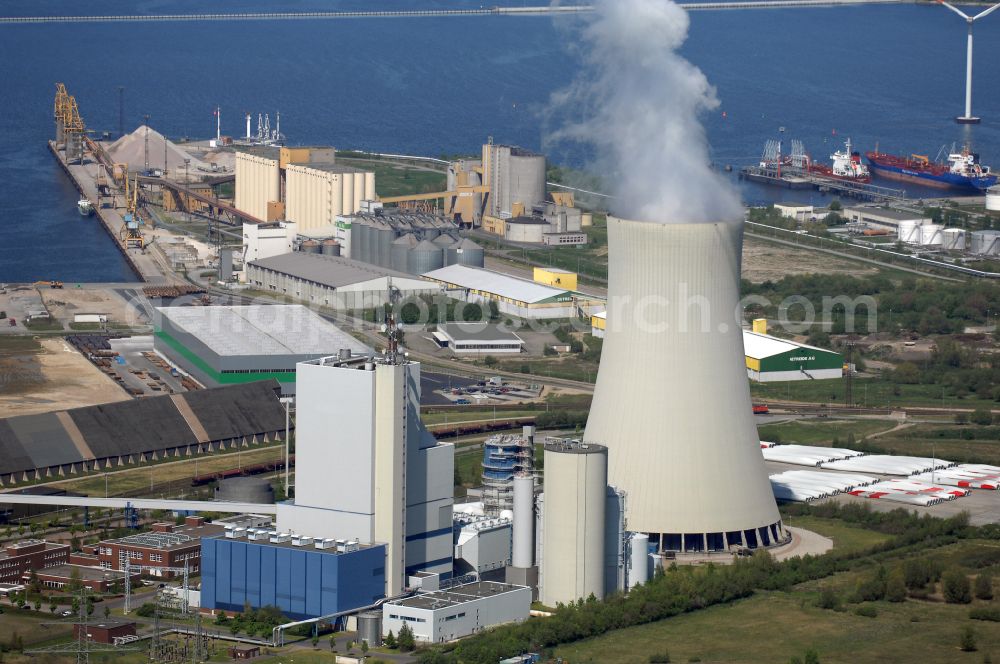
[201,535,386,619]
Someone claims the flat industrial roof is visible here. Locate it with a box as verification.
[36,564,132,582]
[387,581,525,610]
[742,330,838,360]
[157,305,371,358]
[846,207,929,222]
[438,323,523,343]
[249,252,432,291]
[289,162,365,174]
[423,264,574,304]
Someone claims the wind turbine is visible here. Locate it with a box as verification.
[937,0,1000,124]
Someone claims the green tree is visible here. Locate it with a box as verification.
[975,572,994,600]
[103,605,111,619]
[384,630,397,649]
[311,634,319,648]
[971,408,994,426]
[483,355,498,367]
[48,600,57,614]
[962,625,978,652]
[397,623,416,652]
[649,652,671,663]
[804,650,820,664]
[955,412,970,425]
[33,600,41,612]
[329,634,336,651]
[488,300,500,321]
[886,570,907,602]
[944,569,973,604]
[361,640,369,655]
[817,586,839,610]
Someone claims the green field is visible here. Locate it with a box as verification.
[757,418,898,445]
[555,585,1000,664]
[337,157,446,198]
[750,375,998,410]
[780,514,892,554]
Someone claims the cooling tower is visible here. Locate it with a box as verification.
[584,217,782,553]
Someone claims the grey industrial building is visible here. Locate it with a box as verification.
[245,253,441,309]
[432,323,524,354]
[154,305,370,393]
[346,211,484,274]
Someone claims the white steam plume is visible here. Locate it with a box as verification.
[547,0,742,223]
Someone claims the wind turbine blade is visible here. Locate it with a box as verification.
[972,2,1000,20]
[937,0,972,20]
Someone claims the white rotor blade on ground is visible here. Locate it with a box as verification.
[973,2,1000,20]
[938,0,972,20]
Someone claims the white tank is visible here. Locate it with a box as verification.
[941,228,966,251]
[511,474,535,568]
[541,441,607,606]
[971,230,1000,256]
[628,533,649,588]
[986,186,1000,212]
[919,223,943,246]
[585,218,781,553]
[897,219,922,243]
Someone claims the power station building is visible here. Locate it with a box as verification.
[154,305,370,393]
[276,353,455,597]
[584,217,784,555]
[201,533,386,620]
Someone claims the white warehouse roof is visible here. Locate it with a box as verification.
[423,264,573,304]
[742,330,837,360]
[156,305,370,358]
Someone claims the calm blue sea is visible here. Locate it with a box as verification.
[1,1,998,282]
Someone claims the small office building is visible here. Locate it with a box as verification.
[432,323,524,354]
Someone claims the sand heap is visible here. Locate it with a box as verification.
[107,125,208,174]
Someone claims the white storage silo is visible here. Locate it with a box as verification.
[941,228,966,251]
[919,223,943,246]
[584,217,782,554]
[541,441,607,607]
[511,474,534,568]
[627,533,649,588]
[986,186,1000,212]
[897,219,922,243]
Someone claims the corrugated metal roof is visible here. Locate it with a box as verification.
[422,264,569,304]
[439,323,523,343]
[157,305,370,358]
[248,252,425,289]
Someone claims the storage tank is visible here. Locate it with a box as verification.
[919,223,943,246]
[391,234,417,273]
[541,440,607,607]
[357,611,382,648]
[214,477,274,504]
[408,238,445,275]
[897,220,921,243]
[628,533,650,588]
[448,238,485,268]
[299,239,321,254]
[509,149,546,214]
[511,474,535,569]
[971,230,1000,256]
[321,239,341,256]
[941,228,966,251]
[376,220,395,269]
[352,221,369,264]
[584,217,782,553]
[986,185,1000,212]
[434,233,459,248]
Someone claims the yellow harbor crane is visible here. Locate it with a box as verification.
[119,171,145,249]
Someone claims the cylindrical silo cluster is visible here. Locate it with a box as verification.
[584,217,783,554]
[541,440,608,607]
[345,211,483,274]
[971,230,1000,256]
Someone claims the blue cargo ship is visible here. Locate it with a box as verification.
[866,148,997,191]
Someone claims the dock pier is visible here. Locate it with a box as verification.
[48,140,168,284]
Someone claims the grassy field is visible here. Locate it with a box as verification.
[46,444,285,496]
[750,376,997,410]
[0,608,74,648]
[780,514,892,554]
[0,336,42,353]
[757,418,898,445]
[337,157,446,198]
[555,585,1000,664]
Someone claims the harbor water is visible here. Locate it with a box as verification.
[0,0,998,282]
